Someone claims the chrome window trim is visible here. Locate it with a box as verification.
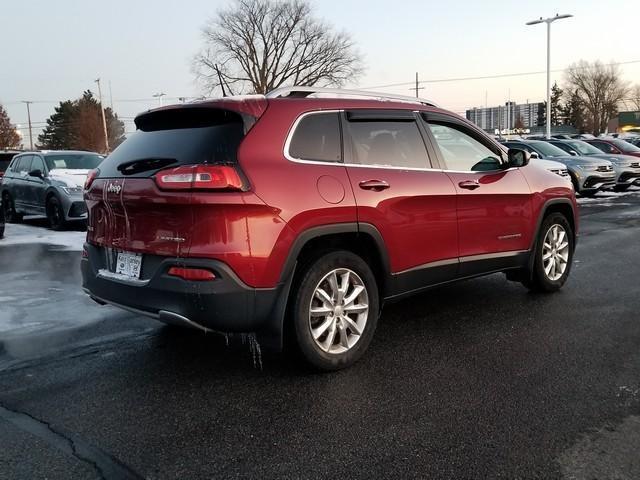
[284,110,343,165]
[284,109,444,172]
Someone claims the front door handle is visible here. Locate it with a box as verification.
[458,180,480,190]
[359,180,390,191]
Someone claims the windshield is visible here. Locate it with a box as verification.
[612,139,640,153]
[528,142,567,158]
[46,153,104,171]
[565,141,604,156]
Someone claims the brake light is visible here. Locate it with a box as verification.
[154,165,245,191]
[168,267,216,281]
[84,168,99,190]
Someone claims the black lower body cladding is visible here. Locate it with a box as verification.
[81,243,287,350]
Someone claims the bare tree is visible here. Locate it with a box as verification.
[0,104,21,149]
[193,0,364,95]
[564,60,629,135]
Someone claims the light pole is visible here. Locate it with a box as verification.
[21,101,33,150]
[526,13,573,139]
[95,78,110,154]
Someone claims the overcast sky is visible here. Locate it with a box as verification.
[2,0,639,143]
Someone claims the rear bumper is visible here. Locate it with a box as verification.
[81,243,287,349]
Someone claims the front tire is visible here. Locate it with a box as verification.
[614,184,630,192]
[290,250,379,371]
[46,196,67,231]
[522,213,574,292]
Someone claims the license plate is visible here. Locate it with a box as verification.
[115,252,142,279]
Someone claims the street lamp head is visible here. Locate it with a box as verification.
[527,14,573,25]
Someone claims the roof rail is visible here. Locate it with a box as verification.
[266,86,438,108]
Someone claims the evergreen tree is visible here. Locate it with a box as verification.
[550,82,564,126]
[38,100,77,149]
[37,91,125,152]
[562,89,586,132]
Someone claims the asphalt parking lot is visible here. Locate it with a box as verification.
[1,189,639,479]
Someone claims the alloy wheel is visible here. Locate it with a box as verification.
[308,268,369,354]
[542,224,570,281]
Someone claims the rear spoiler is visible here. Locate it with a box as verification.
[135,97,268,134]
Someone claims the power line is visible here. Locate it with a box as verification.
[361,59,640,90]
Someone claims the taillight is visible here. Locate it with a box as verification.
[84,168,99,190]
[154,165,245,191]
[168,267,216,281]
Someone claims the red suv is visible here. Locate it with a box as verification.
[81,87,578,370]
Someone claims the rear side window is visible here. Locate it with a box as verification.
[346,120,429,169]
[288,112,342,162]
[97,108,246,178]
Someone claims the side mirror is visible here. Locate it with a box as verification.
[28,169,43,178]
[569,150,578,156]
[530,151,540,159]
[507,148,530,168]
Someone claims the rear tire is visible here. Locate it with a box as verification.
[2,193,23,223]
[522,213,574,293]
[290,250,379,371]
[46,196,67,231]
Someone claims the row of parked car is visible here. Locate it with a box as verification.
[498,136,640,196]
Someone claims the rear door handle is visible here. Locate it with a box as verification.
[458,180,480,190]
[359,180,390,191]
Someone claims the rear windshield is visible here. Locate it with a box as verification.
[97,108,246,178]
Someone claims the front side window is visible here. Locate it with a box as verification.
[346,120,429,169]
[30,156,46,173]
[427,123,502,171]
[288,112,342,162]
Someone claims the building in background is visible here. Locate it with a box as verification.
[607,111,640,134]
[466,101,544,133]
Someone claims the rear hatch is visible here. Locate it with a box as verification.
[85,100,266,259]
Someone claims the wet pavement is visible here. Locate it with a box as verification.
[1,190,639,479]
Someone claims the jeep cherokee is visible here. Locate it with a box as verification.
[81,87,578,370]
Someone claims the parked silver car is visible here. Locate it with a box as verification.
[502,140,615,196]
[0,151,104,230]
[545,139,640,191]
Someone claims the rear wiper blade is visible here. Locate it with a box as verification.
[117,157,178,175]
